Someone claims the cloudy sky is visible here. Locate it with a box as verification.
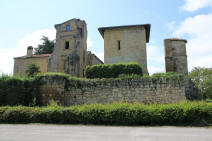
[0,0,212,75]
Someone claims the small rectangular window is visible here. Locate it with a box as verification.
[65,41,69,49]
[118,40,121,50]
[66,25,70,31]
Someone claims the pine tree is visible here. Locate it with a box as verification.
[34,36,55,55]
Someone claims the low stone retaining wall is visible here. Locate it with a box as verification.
[38,76,186,106]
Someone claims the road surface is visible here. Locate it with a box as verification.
[0,124,211,141]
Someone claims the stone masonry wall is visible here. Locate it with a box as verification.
[38,77,186,106]
[103,26,149,75]
[13,56,49,77]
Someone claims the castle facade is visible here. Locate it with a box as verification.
[13,18,188,77]
[14,19,103,77]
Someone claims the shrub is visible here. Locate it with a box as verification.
[0,101,211,126]
[0,75,38,106]
[117,74,143,80]
[25,63,40,78]
[151,72,185,81]
[84,63,143,78]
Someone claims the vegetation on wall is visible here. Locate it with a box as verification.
[151,72,185,81]
[0,71,188,106]
[0,101,211,126]
[84,63,143,79]
[189,67,212,99]
[34,36,55,55]
[0,75,37,106]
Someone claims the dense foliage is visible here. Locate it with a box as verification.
[151,72,185,80]
[34,36,55,55]
[25,63,41,77]
[189,67,212,99]
[0,102,211,126]
[84,63,143,78]
[0,75,37,106]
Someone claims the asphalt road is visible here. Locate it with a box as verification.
[0,124,211,141]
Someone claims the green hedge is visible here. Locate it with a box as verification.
[152,72,185,80]
[84,63,143,79]
[0,75,38,106]
[0,102,211,126]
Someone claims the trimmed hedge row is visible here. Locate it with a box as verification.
[151,72,185,80]
[0,102,211,126]
[84,63,143,79]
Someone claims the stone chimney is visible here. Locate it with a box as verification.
[27,46,33,57]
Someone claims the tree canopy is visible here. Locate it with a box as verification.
[34,36,55,55]
[25,63,41,77]
[189,67,212,99]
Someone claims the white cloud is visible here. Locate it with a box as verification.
[0,48,19,75]
[166,21,176,31]
[17,29,55,55]
[147,45,164,63]
[0,29,56,74]
[95,52,104,62]
[147,44,165,75]
[173,13,212,70]
[87,37,93,48]
[181,0,212,12]
[148,66,164,75]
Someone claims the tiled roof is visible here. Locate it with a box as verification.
[14,54,51,59]
[98,24,151,43]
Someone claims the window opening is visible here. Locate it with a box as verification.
[118,40,121,50]
[66,25,70,31]
[65,41,69,49]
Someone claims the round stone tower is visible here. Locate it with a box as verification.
[164,38,188,75]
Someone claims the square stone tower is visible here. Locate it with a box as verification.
[48,19,87,77]
[98,24,150,75]
[164,38,188,75]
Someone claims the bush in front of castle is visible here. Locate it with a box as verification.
[84,63,143,79]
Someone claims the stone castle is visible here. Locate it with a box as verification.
[13,18,188,76]
[14,19,103,77]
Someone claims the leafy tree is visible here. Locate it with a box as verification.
[189,67,212,99]
[34,36,55,55]
[25,63,41,77]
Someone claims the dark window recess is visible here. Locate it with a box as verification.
[174,61,177,71]
[78,28,83,37]
[66,25,71,31]
[118,40,121,50]
[83,51,85,62]
[65,41,69,49]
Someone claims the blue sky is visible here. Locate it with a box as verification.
[0,0,212,74]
